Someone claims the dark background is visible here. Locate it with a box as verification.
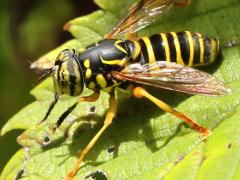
[0,0,99,173]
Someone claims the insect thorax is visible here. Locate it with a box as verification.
[78,39,133,92]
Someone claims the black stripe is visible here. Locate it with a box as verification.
[57,64,62,87]
[55,102,78,129]
[139,39,149,64]
[149,34,166,61]
[204,38,211,61]
[135,51,141,63]
[192,33,201,65]
[166,33,176,62]
[38,93,59,125]
[177,32,190,65]
[67,60,76,96]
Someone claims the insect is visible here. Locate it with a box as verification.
[36,0,230,179]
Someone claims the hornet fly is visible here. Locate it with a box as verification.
[35,0,230,179]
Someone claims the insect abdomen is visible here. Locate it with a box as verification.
[133,31,219,67]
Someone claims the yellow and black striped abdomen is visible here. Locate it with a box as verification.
[135,31,219,67]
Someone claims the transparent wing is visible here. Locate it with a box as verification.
[105,0,175,38]
[112,61,231,96]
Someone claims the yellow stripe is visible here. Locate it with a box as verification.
[209,39,219,63]
[196,33,204,64]
[132,40,141,60]
[141,37,156,64]
[114,40,127,54]
[160,33,170,62]
[88,81,96,89]
[100,56,127,66]
[185,31,194,67]
[170,32,184,65]
[96,74,107,88]
[84,59,90,68]
[85,69,92,79]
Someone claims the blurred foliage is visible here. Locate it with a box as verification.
[0,0,98,174]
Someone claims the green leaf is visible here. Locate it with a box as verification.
[30,39,82,71]
[0,149,25,179]
[1,0,240,179]
[94,0,136,13]
[65,10,118,46]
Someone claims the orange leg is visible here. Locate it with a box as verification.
[132,87,211,137]
[174,0,192,7]
[65,93,117,180]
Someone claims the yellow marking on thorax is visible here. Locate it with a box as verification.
[141,37,156,64]
[132,40,141,60]
[160,33,170,62]
[114,40,127,54]
[196,33,204,64]
[100,56,127,66]
[84,59,90,68]
[96,74,107,88]
[84,59,92,79]
[170,32,185,65]
[185,31,194,67]
[88,81,96,89]
[85,69,92,79]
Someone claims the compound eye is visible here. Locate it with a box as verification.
[53,49,84,96]
[55,49,73,65]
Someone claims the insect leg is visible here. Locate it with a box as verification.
[132,87,211,137]
[174,0,192,7]
[66,92,117,179]
[53,91,100,131]
[37,92,59,125]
